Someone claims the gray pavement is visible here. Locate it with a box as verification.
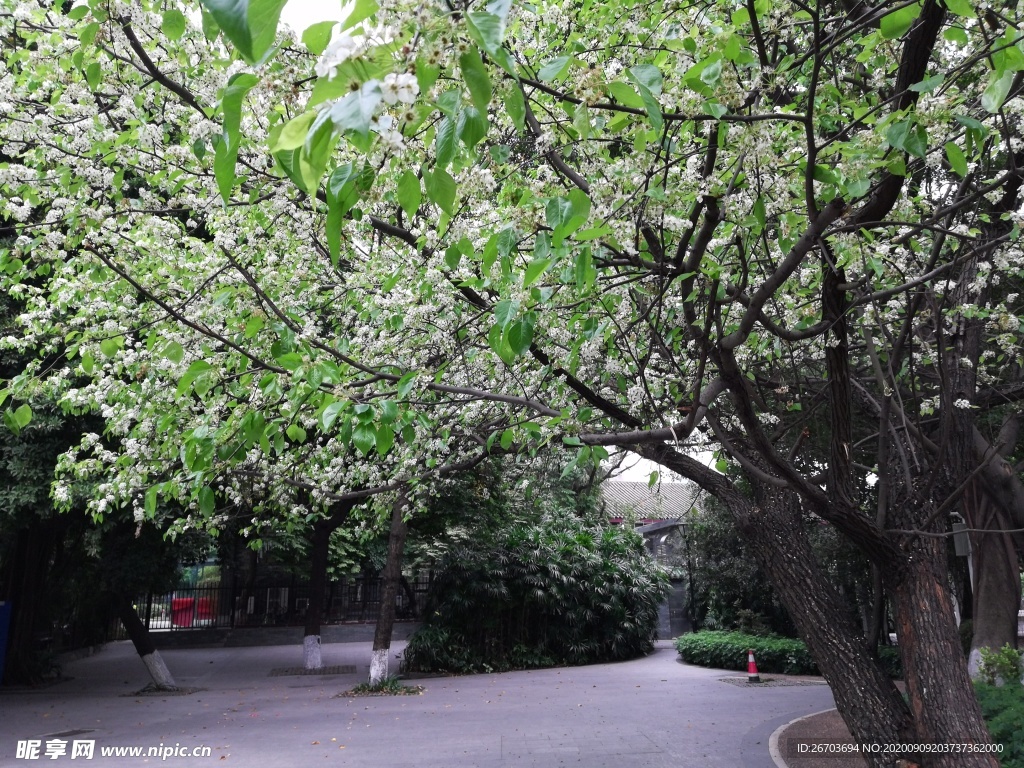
[1,640,836,767]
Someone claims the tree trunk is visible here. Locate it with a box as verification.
[638,445,913,765]
[303,521,332,670]
[2,521,56,685]
[115,595,177,691]
[742,485,914,765]
[966,495,1021,678]
[369,491,409,686]
[887,543,998,767]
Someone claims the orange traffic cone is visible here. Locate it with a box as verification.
[747,649,761,683]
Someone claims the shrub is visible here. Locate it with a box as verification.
[402,516,669,674]
[977,644,1024,686]
[974,682,1024,768]
[674,631,818,674]
[674,631,903,678]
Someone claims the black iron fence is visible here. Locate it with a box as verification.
[134,573,432,631]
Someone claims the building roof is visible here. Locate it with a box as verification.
[601,481,701,521]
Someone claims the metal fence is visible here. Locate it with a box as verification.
[134,573,432,631]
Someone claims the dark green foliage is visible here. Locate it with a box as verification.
[674,631,902,678]
[403,516,669,674]
[974,682,1024,767]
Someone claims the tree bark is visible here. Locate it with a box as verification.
[115,595,177,690]
[965,492,1021,677]
[369,491,409,686]
[886,546,998,767]
[637,445,912,765]
[302,500,357,670]
[743,484,914,765]
[303,521,332,670]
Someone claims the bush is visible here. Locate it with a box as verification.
[977,644,1023,686]
[974,682,1024,768]
[402,516,669,674]
[674,631,903,678]
[674,630,818,674]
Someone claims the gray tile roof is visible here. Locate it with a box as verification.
[601,480,701,520]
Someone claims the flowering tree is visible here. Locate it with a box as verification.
[4,0,1024,762]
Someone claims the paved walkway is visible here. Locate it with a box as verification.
[1,640,836,767]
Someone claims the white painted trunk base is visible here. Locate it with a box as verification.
[304,635,323,670]
[968,648,983,680]
[141,650,177,689]
[369,648,389,686]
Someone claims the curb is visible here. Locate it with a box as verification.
[768,707,838,768]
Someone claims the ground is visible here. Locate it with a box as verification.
[0,638,840,767]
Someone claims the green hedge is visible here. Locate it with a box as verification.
[673,631,902,677]
[975,682,1024,768]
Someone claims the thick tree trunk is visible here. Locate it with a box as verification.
[887,545,998,767]
[742,486,913,765]
[115,595,177,690]
[369,492,409,686]
[966,496,1021,677]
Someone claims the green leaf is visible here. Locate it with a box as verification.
[538,55,571,81]
[328,81,383,137]
[507,315,535,355]
[201,6,220,40]
[353,423,376,455]
[425,168,456,214]
[380,400,399,422]
[85,62,101,90]
[375,425,394,455]
[466,11,505,57]
[13,403,32,429]
[945,142,968,177]
[198,485,216,515]
[500,429,515,450]
[397,372,417,398]
[302,20,336,55]
[648,471,659,488]
[506,85,525,131]
[435,115,457,168]
[628,64,663,95]
[523,258,552,287]
[214,73,260,204]
[161,9,188,40]
[494,299,518,329]
[177,360,214,396]
[145,486,159,517]
[908,73,943,93]
[460,48,493,113]
[982,70,1014,113]
[700,59,723,86]
[199,0,288,64]
[943,0,973,15]
[164,341,185,364]
[100,337,120,357]
[444,244,462,270]
[880,2,922,39]
[342,0,379,32]
[320,401,346,431]
[286,423,307,443]
[397,170,421,219]
[457,107,489,149]
[269,110,316,153]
